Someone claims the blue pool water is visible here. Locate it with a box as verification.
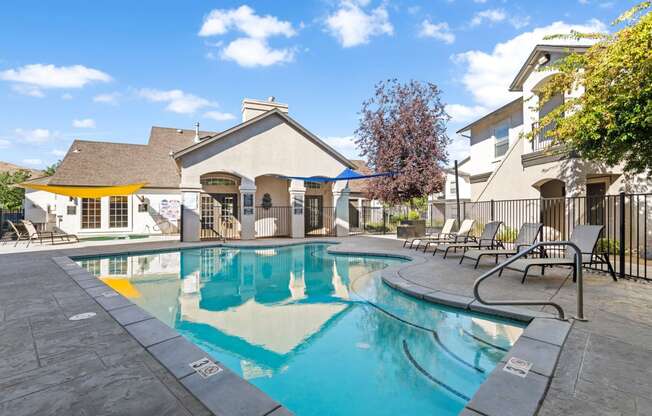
[77,243,522,416]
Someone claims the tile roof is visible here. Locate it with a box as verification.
[348,159,372,197]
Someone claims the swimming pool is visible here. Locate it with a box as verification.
[77,243,522,416]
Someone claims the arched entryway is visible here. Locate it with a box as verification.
[535,178,567,240]
[254,174,291,238]
[199,172,242,240]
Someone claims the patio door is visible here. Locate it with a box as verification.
[305,195,323,234]
[200,193,239,239]
[586,183,606,226]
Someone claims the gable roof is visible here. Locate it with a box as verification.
[509,44,590,92]
[173,109,356,168]
[47,126,218,188]
[348,160,372,196]
[455,97,523,135]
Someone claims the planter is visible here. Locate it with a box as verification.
[396,220,426,239]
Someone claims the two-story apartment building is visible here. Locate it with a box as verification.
[457,44,649,203]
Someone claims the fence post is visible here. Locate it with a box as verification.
[490,199,495,221]
[382,208,387,235]
[619,192,626,279]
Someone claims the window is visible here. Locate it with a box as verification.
[200,177,236,186]
[67,205,76,215]
[494,122,509,158]
[108,256,128,275]
[80,259,101,276]
[81,198,101,229]
[449,181,457,194]
[110,196,129,228]
[305,181,321,189]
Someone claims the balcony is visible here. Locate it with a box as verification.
[521,121,568,167]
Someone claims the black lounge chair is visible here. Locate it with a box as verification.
[21,219,79,247]
[460,222,543,268]
[502,224,617,283]
[421,219,476,253]
[433,221,503,258]
[403,218,456,249]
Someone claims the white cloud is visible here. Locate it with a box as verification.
[199,5,296,38]
[0,139,10,149]
[72,118,96,128]
[138,88,215,114]
[453,19,607,108]
[11,84,45,97]
[93,92,120,105]
[325,2,394,47]
[419,21,455,44]
[510,15,532,30]
[221,37,295,67]
[473,0,488,3]
[446,104,489,124]
[61,93,73,100]
[203,111,236,122]
[322,135,361,159]
[0,64,111,97]
[52,149,67,157]
[22,158,43,166]
[199,5,297,67]
[470,9,507,26]
[14,128,53,143]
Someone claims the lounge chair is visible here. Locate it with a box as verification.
[460,222,543,268]
[21,219,79,247]
[4,220,29,247]
[403,218,456,248]
[421,219,476,253]
[434,221,503,258]
[502,224,617,283]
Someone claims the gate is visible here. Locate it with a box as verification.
[200,194,240,240]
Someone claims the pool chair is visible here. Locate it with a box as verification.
[433,221,503,258]
[501,224,617,284]
[421,219,476,253]
[2,220,28,246]
[403,218,456,249]
[460,222,543,268]
[21,219,79,247]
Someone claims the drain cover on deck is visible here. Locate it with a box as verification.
[190,357,223,379]
[69,312,97,321]
[102,291,119,298]
[503,357,532,378]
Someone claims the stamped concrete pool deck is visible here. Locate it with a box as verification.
[1,235,651,415]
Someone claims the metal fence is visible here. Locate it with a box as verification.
[454,193,651,281]
[350,205,415,234]
[0,209,24,234]
[255,206,291,238]
[306,206,337,237]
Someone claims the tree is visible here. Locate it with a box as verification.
[355,79,449,204]
[43,160,60,176]
[0,170,31,210]
[532,2,652,174]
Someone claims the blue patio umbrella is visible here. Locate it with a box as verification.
[282,168,394,183]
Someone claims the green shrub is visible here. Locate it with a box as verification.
[497,226,518,243]
[407,210,421,220]
[597,238,620,255]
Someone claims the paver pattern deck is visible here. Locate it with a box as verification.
[1,236,651,415]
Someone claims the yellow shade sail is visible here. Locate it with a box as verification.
[20,182,147,198]
[100,277,142,299]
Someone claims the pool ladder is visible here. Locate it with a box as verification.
[472,241,585,321]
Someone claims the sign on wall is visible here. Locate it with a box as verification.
[293,195,303,215]
[160,199,181,222]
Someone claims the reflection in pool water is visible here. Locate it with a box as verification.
[78,243,522,416]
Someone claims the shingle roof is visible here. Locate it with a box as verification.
[348,160,372,197]
[47,127,217,188]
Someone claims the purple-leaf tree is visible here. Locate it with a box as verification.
[355,79,449,204]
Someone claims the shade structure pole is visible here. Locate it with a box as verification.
[454,160,461,226]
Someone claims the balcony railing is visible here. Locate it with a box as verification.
[531,121,556,152]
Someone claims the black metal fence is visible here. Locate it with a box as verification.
[455,193,651,281]
[255,206,291,238]
[306,206,337,237]
[1,208,24,234]
[350,205,414,234]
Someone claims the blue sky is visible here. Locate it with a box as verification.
[0,0,629,170]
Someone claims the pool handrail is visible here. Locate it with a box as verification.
[472,241,585,321]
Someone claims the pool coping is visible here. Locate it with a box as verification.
[341,245,573,416]
[53,240,571,416]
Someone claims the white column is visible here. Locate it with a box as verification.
[239,183,256,240]
[181,190,201,242]
[333,181,350,237]
[289,179,305,238]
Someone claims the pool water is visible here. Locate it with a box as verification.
[77,243,523,416]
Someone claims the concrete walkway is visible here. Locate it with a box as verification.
[1,235,651,415]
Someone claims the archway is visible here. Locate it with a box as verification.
[199,172,242,240]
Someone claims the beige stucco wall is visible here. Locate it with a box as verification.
[179,114,348,188]
[255,176,290,206]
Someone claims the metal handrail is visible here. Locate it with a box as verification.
[472,241,585,321]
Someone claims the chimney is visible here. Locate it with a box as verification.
[193,122,200,143]
[241,97,288,122]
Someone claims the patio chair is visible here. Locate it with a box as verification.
[421,219,476,253]
[433,221,503,258]
[3,220,30,247]
[21,219,79,247]
[502,224,617,284]
[460,222,543,268]
[402,218,456,248]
